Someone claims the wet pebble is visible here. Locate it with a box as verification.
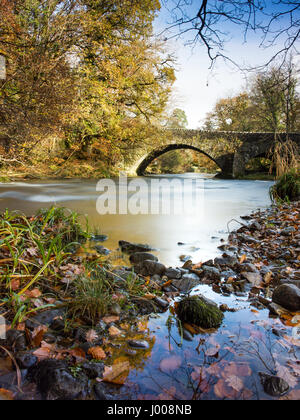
[127,340,149,350]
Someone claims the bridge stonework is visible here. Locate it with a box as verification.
[128,130,300,177]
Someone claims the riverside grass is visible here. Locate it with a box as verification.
[0,207,91,325]
[0,206,160,327]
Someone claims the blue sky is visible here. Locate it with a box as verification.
[154,2,300,128]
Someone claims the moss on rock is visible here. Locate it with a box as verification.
[177,295,224,329]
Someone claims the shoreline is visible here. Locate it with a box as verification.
[0,168,275,183]
[0,201,299,400]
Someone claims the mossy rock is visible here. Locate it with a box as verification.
[177,295,224,329]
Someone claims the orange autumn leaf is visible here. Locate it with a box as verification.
[144,293,156,300]
[0,388,14,400]
[102,316,119,324]
[102,361,130,385]
[32,325,48,347]
[239,254,247,264]
[88,346,107,360]
[108,326,122,337]
[67,347,86,362]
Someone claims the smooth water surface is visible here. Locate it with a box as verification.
[0,174,273,266]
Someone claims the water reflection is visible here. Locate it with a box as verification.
[102,284,299,400]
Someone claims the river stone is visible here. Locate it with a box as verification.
[25,309,65,330]
[177,295,224,329]
[107,268,137,285]
[165,268,182,279]
[241,271,262,287]
[214,256,238,267]
[29,360,90,400]
[94,383,112,400]
[259,372,289,397]
[134,260,166,276]
[127,340,149,350]
[129,252,158,265]
[154,297,169,311]
[119,240,154,254]
[0,329,27,352]
[15,352,38,369]
[237,234,260,244]
[238,263,258,273]
[272,283,300,312]
[202,265,221,279]
[94,245,111,256]
[92,234,108,242]
[172,274,200,293]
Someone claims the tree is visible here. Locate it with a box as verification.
[204,93,256,131]
[250,62,299,133]
[0,0,176,168]
[204,62,300,133]
[69,1,175,164]
[163,0,300,68]
[0,0,81,158]
[166,108,188,128]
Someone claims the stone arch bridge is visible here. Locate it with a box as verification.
[129,129,300,177]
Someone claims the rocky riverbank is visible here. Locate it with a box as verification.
[0,202,299,400]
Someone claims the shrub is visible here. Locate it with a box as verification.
[270,170,300,202]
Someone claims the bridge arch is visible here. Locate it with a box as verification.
[136,144,221,176]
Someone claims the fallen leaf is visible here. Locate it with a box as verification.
[221,362,252,378]
[25,289,42,298]
[0,388,14,400]
[108,326,122,337]
[102,316,119,324]
[264,272,273,284]
[276,362,298,388]
[214,379,238,399]
[225,375,244,392]
[67,347,86,362]
[205,363,220,377]
[10,279,20,291]
[144,293,156,300]
[86,329,98,343]
[32,325,48,348]
[33,341,56,361]
[160,356,182,373]
[239,255,247,264]
[279,389,300,400]
[102,362,130,384]
[205,345,220,358]
[88,347,107,360]
[283,335,300,347]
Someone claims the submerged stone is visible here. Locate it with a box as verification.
[272,283,300,312]
[177,295,224,329]
[259,372,289,397]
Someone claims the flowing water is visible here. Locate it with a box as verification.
[0,174,273,266]
[0,174,299,400]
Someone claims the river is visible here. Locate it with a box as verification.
[0,174,273,267]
